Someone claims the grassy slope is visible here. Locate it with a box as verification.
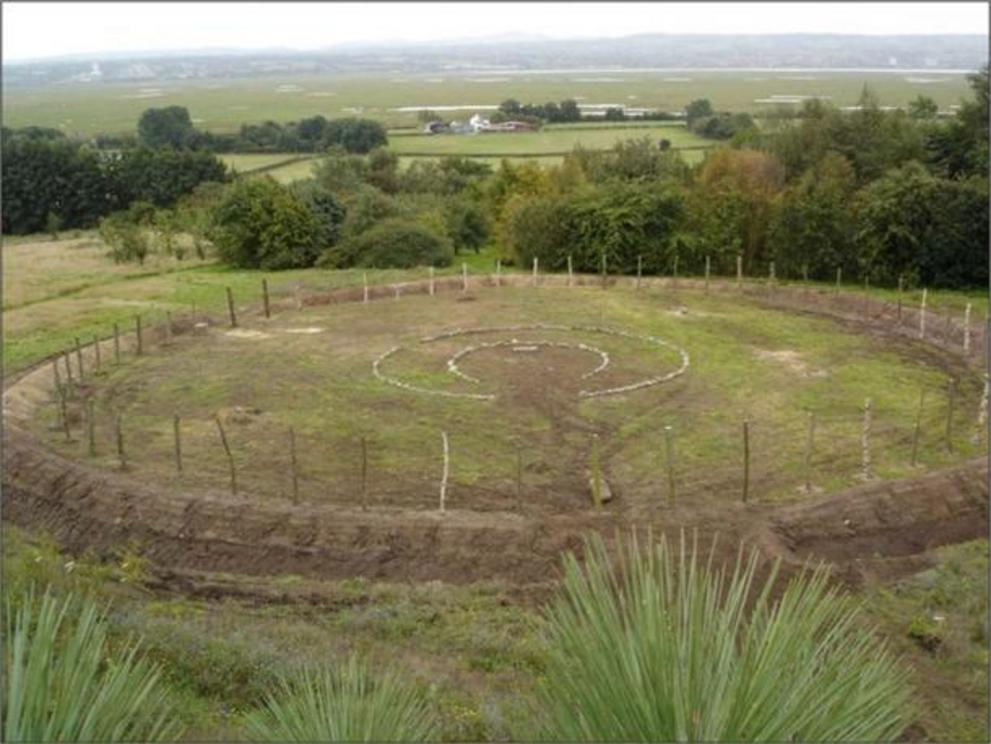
[3,525,986,741]
[2,71,973,135]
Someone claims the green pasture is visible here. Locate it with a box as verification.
[2,70,974,136]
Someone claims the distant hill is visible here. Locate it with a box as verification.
[3,33,986,88]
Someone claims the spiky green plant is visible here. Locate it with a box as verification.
[3,588,181,742]
[536,532,914,742]
[244,655,437,742]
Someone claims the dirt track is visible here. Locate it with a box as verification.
[3,275,987,586]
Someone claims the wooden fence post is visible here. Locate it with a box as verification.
[92,335,101,371]
[113,323,121,365]
[214,415,237,495]
[963,303,972,353]
[115,413,126,469]
[863,276,870,319]
[393,285,401,300]
[804,411,816,493]
[429,266,436,296]
[532,257,538,287]
[769,261,775,285]
[705,255,711,294]
[664,425,676,506]
[51,358,62,400]
[835,267,842,294]
[74,337,85,379]
[288,427,299,503]
[262,278,271,319]
[741,420,750,503]
[363,273,369,304]
[567,255,574,287]
[919,288,927,339]
[361,436,368,511]
[59,386,71,441]
[495,259,501,287]
[63,352,74,395]
[861,398,873,480]
[636,255,642,291]
[978,374,989,429]
[225,287,237,327]
[294,282,303,310]
[589,433,603,509]
[461,263,468,293]
[897,276,904,322]
[911,388,926,467]
[439,431,450,513]
[600,252,607,289]
[672,255,679,288]
[736,254,743,289]
[516,445,524,512]
[164,311,173,344]
[945,379,956,453]
[86,399,96,457]
[173,413,182,475]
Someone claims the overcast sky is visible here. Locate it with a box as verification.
[3,2,987,62]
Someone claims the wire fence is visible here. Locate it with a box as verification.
[35,262,989,515]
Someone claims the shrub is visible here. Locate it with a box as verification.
[210,178,323,269]
[536,533,913,742]
[323,218,453,269]
[243,655,436,742]
[3,588,181,741]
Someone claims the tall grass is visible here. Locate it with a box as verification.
[537,532,914,742]
[244,655,437,742]
[2,588,181,742]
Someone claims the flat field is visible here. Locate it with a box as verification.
[2,70,973,135]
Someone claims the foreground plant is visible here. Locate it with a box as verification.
[537,532,913,742]
[244,655,437,742]
[3,588,181,742]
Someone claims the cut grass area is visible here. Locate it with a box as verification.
[2,70,973,135]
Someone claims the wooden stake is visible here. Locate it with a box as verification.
[361,436,368,511]
[113,323,121,365]
[85,399,96,457]
[461,263,468,293]
[495,259,501,287]
[590,433,603,509]
[911,388,926,467]
[63,352,74,394]
[135,315,144,356]
[532,257,538,287]
[516,445,523,512]
[429,266,436,296]
[600,252,607,289]
[705,255,711,294]
[74,337,84,379]
[394,285,401,300]
[115,412,126,469]
[363,273,369,304]
[919,288,927,339]
[262,278,271,318]
[439,431,450,513]
[741,420,750,503]
[294,282,303,310]
[835,267,842,294]
[963,303,972,353]
[672,255,679,287]
[897,276,904,322]
[173,413,182,475]
[803,411,816,493]
[225,287,237,327]
[59,386,71,441]
[92,335,101,371]
[289,427,299,503]
[636,255,642,290]
[736,254,743,289]
[164,311,173,344]
[51,358,62,400]
[977,375,988,429]
[664,425,676,506]
[214,415,237,495]
[861,398,873,480]
[567,255,573,287]
[863,276,870,319]
[769,260,775,285]
[945,379,956,453]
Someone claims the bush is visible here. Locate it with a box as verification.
[322,218,453,269]
[210,178,324,270]
[536,533,913,742]
[243,656,436,742]
[322,118,388,154]
[3,588,182,741]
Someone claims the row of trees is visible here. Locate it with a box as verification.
[136,106,388,154]
[1,126,227,234]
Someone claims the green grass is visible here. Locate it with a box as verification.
[2,70,974,136]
